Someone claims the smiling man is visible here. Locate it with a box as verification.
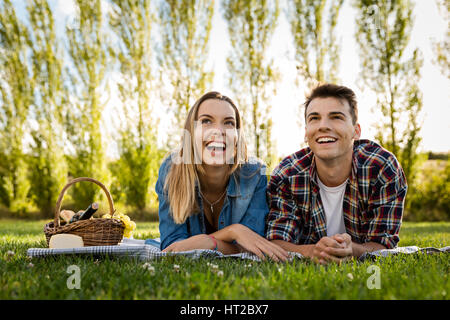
[265,84,408,264]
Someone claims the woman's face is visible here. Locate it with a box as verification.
[194,99,238,166]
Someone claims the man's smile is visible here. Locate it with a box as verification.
[316,136,338,144]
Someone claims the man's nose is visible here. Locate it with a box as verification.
[318,118,332,131]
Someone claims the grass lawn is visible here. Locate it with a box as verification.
[0,219,449,299]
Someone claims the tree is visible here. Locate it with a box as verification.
[354,0,424,208]
[108,0,162,210]
[433,0,449,78]
[0,0,33,213]
[64,0,110,208]
[222,0,280,168]
[26,0,68,216]
[157,0,215,148]
[288,0,344,88]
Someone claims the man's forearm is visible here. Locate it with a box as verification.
[270,239,315,258]
[272,239,386,259]
[352,241,386,257]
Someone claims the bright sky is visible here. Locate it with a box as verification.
[14,0,450,158]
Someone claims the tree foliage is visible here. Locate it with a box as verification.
[157,0,214,148]
[222,0,280,168]
[64,0,111,208]
[288,0,344,88]
[408,159,450,221]
[109,0,163,210]
[433,0,450,79]
[354,0,424,207]
[27,0,68,215]
[0,0,33,213]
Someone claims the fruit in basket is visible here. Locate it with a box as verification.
[103,212,136,238]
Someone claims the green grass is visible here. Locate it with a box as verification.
[0,219,449,299]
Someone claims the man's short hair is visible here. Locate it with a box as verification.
[304,83,358,124]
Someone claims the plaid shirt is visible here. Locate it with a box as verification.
[266,139,407,249]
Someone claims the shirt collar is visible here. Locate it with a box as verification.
[309,156,319,192]
[226,171,240,197]
[309,149,358,190]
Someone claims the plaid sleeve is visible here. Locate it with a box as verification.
[362,155,408,249]
[265,172,301,243]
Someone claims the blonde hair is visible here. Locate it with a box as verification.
[164,91,248,224]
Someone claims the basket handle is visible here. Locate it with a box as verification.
[54,177,115,228]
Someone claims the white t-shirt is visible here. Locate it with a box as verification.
[317,177,347,237]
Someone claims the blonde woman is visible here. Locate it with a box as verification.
[156,91,288,261]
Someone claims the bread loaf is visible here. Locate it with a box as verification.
[60,210,76,223]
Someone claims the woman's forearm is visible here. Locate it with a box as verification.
[215,239,242,254]
[210,224,237,243]
[210,224,242,254]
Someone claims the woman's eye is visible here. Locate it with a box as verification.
[225,121,236,126]
[201,119,211,124]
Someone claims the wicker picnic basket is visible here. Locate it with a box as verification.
[43,177,125,247]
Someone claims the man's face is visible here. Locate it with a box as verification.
[305,97,361,163]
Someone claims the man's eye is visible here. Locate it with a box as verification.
[308,117,318,121]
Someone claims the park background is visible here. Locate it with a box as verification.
[0,0,449,222]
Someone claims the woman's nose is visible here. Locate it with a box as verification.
[211,122,226,134]
[205,127,224,141]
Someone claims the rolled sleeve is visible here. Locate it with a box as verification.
[265,174,301,243]
[362,156,407,249]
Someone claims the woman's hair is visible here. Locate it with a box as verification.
[164,91,248,224]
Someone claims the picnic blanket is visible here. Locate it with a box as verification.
[359,245,450,260]
[26,238,450,262]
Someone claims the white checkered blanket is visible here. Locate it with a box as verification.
[26,238,449,262]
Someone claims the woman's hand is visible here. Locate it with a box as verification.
[162,234,215,253]
[225,224,289,262]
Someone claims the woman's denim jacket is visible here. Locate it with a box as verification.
[156,154,269,250]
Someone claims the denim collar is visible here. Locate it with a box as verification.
[226,171,241,197]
